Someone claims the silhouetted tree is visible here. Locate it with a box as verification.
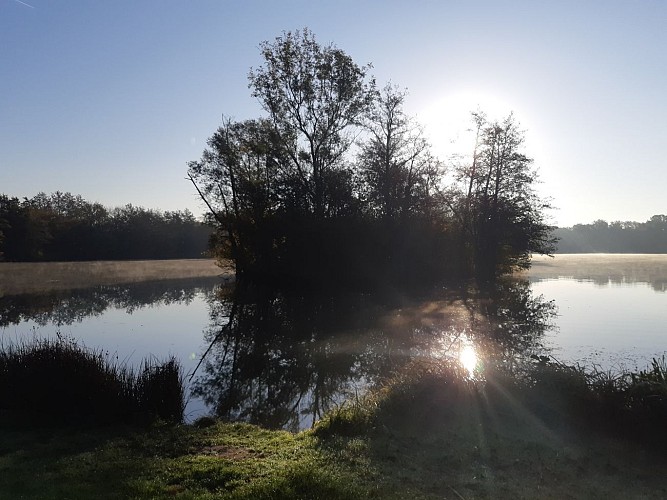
[0,212,7,260]
[190,30,378,285]
[447,113,555,279]
[188,118,287,277]
[0,192,211,261]
[0,195,52,261]
[353,84,454,284]
[248,28,375,219]
[358,84,442,220]
[190,30,556,287]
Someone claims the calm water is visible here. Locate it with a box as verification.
[1,255,665,429]
[526,254,667,371]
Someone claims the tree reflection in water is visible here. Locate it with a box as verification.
[191,278,557,431]
[0,277,221,327]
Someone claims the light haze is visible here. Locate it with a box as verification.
[1,0,665,227]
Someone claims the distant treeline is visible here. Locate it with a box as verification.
[555,215,667,253]
[0,192,212,262]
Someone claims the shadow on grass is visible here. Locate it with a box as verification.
[313,358,667,499]
[2,344,666,499]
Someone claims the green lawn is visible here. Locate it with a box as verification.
[2,361,667,499]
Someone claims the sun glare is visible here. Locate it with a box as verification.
[459,344,478,377]
[418,90,516,159]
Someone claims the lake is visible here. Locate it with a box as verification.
[524,254,667,370]
[1,255,665,430]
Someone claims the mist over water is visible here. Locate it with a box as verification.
[1,255,665,428]
[526,254,667,371]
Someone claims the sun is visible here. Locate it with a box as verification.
[417,89,515,159]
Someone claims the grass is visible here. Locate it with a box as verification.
[1,355,667,499]
[0,421,376,499]
[525,355,667,446]
[0,337,185,425]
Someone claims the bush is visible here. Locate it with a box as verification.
[0,338,184,425]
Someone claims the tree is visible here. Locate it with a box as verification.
[248,28,375,219]
[188,118,286,277]
[448,113,555,279]
[190,30,376,283]
[0,195,52,261]
[0,211,7,260]
[358,84,442,220]
[190,30,556,286]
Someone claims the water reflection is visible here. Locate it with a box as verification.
[459,343,478,378]
[526,255,667,370]
[191,279,556,430]
[0,277,221,327]
[526,254,667,292]
[1,275,557,429]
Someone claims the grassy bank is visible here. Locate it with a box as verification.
[2,357,666,499]
[0,259,233,295]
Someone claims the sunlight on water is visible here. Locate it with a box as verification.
[459,344,478,377]
[431,328,482,379]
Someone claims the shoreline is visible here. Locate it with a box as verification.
[0,259,234,296]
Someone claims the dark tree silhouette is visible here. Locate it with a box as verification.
[358,84,442,220]
[0,192,211,261]
[187,118,287,278]
[248,28,375,219]
[189,30,555,286]
[555,215,667,253]
[447,113,555,280]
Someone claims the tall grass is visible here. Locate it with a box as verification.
[526,355,667,446]
[314,354,667,449]
[0,337,185,425]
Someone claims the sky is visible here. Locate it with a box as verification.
[1,0,665,228]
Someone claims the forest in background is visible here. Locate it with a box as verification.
[555,215,667,253]
[0,192,212,262]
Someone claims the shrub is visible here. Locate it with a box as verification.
[0,337,184,425]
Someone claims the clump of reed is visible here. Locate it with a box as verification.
[0,337,185,425]
[314,354,667,449]
[527,355,667,446]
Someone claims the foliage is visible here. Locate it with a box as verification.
[0,192,212,262]
[527,355,667,445]
[358,84,442,220]
[0,337,185,424]
[189,30,554,287]
[3,356,667,498]
[555,214,667,253]
[249,27,376,219]
[0,421,376,499]
[187,118,289,278]
[446,113,556,280]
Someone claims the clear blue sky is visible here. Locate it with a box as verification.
[2,0,665,227]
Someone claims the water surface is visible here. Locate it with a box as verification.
[2,254,665,429]
[525,254,667,370]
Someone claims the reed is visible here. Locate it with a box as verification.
[526,355,667,446]
[0,337,184,425]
